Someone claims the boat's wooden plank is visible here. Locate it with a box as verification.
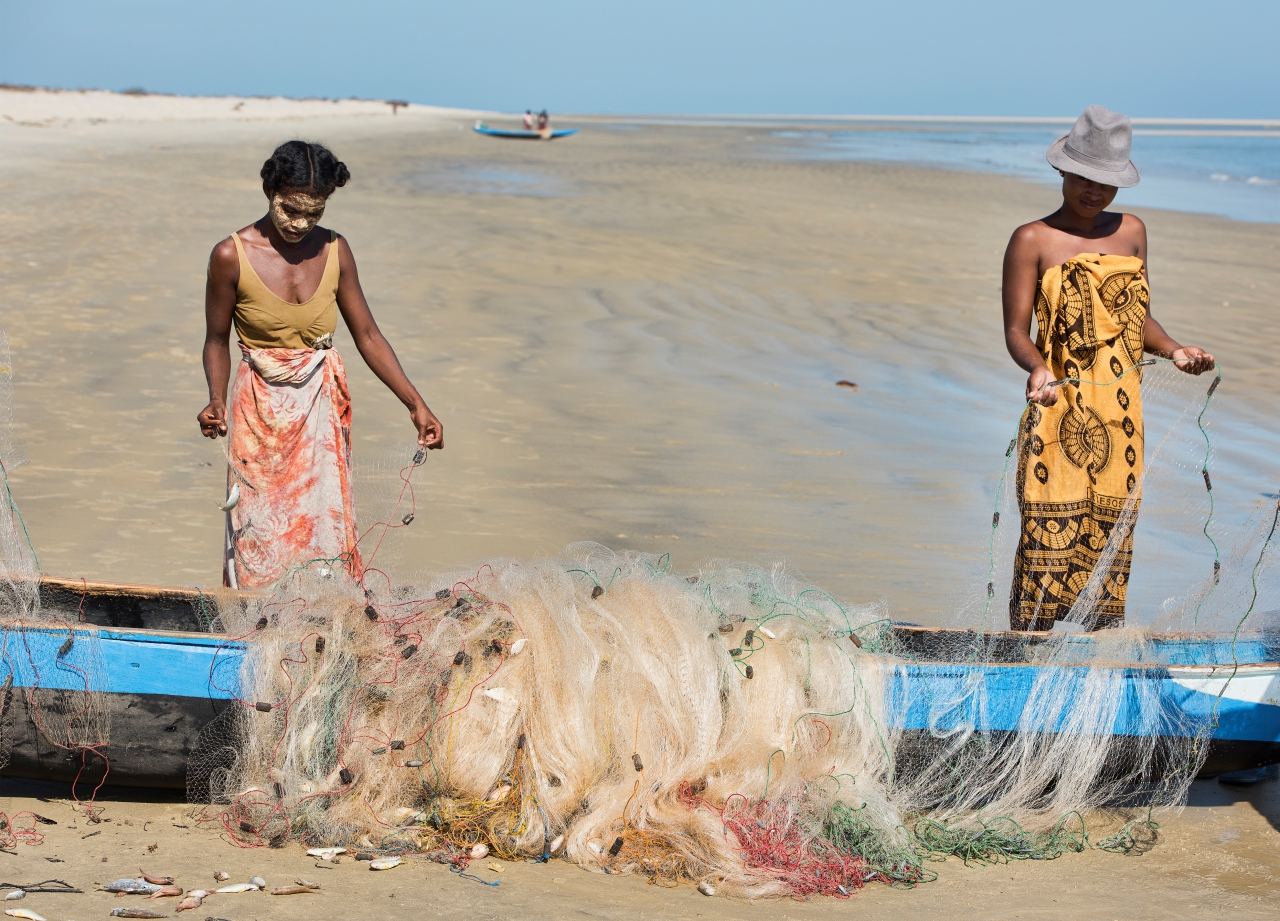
[34,576,249,633]
[2,689,231,790]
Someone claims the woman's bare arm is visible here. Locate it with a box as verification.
[1128,217,1215,373]
[1002,224,1059,405]
[334,236,444,449]
[197,238,239,438]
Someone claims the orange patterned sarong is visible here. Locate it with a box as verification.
[224,344,360,589]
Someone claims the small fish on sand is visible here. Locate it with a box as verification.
[148,886,183,899]
[269,886,314,895]
[294,879,320,890]
[4,910,45,921]
[214,883,259,893]
[212,872,229,882]
[139,869,175,886]
[368,856,401,870]
[185,891,213,901]
[101,880,162,895]
[305,847,345,860]
[172,896,201,913]
[110,910,169,919]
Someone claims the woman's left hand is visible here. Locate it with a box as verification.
[1171,346,1215,375]
[412,403,444,449]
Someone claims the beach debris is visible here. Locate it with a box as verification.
[293,879,320,890]
[549,835,564,853]
[139,870,174,886]
[247,877,266,889]
[368,856,401,871]
[759,626,776,639]
[109,910,169,919]
[100,880,162,895]
[481,687,511,703]
[469,844,489,860]
[696,880,716,896]
[835,380,858,390]
[4,911,45,921]
[148,887,183,900]
[173,892,208,914]
[269,886,314,896]
[486,862,504,874]
[2,893,20,901]
[487,783,512,802]
[218,484,240,512]
[509,638,527,656]
[211,873,228,883]
[305,847,345,861]
[214,883,259,893]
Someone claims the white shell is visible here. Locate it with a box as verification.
[249,877,266,888]
[213,872,229,882]
[509,638,527,656]
[369,856,401,870]
[3,892,22,900]
[697,880,716,896]
[759,627,776,639]
[470,843,489,860]
[218,483,240,511]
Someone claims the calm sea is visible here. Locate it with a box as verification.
[765,121,1280,224]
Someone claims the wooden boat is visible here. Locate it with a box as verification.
[473,122,578,140]
[1,577,1276,789]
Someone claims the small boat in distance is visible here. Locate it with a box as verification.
[474,121,578,140]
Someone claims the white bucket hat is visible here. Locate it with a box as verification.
[1047,105,1140,188]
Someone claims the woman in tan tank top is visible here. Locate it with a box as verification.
[197,141,442,589]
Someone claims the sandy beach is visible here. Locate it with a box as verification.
[0,89,1278,916]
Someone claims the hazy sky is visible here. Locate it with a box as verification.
[2,0,1276,117]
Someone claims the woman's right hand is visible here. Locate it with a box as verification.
[1026,366,1059,406]
[198,400,228,438]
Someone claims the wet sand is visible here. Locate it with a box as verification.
[1,91,1279,915]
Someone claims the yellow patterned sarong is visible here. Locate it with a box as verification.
[1010,254,1148,631]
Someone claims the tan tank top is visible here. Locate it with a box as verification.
[232,231,340,350]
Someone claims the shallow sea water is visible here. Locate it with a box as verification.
[767,124,1280,224]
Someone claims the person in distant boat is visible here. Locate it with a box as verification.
[197,140,443,590]
[1003,105,1214,631]
[523,110,534,131]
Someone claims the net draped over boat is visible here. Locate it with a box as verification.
[0,330,112,815]
[187,361,1280,898]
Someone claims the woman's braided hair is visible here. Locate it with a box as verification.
[260,140,350,198]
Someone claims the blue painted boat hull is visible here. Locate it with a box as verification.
[2,584,1277,788]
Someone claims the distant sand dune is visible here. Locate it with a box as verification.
[0,85,484,127]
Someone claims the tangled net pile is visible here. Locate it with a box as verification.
[182,360,1280,898]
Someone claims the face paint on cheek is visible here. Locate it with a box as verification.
[269,192,327,241]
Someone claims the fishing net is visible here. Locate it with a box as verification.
[186,359,1280,897]
[0,330,112,803]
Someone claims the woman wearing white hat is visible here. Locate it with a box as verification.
[1002,105,1214,631]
